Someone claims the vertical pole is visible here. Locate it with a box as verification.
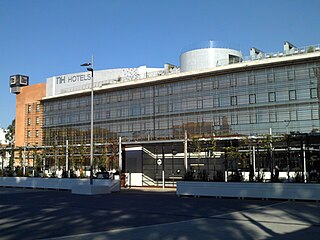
[66,140,69,177]
[253,146,256,179]
[90,55,94,185]
[184,130,188,172]
[303,143,307,183]
[23,142,26,176]
[118,136,122,177]
[162,144,165,189]
[269,128,273,180]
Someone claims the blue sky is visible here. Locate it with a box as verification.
[1,0,320,128]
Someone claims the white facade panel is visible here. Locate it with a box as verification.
[46,66,163,97]
[180,48,242,72]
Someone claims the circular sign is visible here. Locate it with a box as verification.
[157,159,162,165]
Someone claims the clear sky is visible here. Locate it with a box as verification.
[1,0,320,129]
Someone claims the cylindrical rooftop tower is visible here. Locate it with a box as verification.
[180,41,242,72]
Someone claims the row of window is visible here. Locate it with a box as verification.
[43,87,318,125]
[43,105,319,128]
[27,117,40,125]
[27,130,40,138]
[27,103,41,113]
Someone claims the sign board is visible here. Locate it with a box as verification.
[157,159,162,165]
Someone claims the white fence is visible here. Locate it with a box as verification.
[177,181,320,201]
[0,177,120,194]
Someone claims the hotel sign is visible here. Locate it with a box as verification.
[56,73,91,85]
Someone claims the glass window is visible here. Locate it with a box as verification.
[267,72,274,83]
[27,130,31,138]
[250,113,257,123]
[27,118,31,125]
[213,96,220,107]
[287,66,295,80]
[230,75,237,87]
[268,92,276,102]
[269,112,277,122]
[310,88,318,99]
[197,99,203,109]
[36,104,40,112]
[36,117,40,125]
[311,109,318,120]
[290,110,297,121]
[309,68,315,78]
[213,79,219,89]
[248,73,255,85]
[213,116,220,126]
[289,90,296,100]
[249,94,256,104]
[36,130,39,138]
[27,104,31,113]
[231,96,237,106]
[157,103,169,113]
[231,114,238,125]
[196,81,202,91]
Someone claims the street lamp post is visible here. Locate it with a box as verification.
[81,55,94,185]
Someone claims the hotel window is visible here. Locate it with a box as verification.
[27,130,31,138]
[231,114,238,125]
[289,90,296,100]
[197,99,203,109]
[27,105,31,113]
[230,75,237,87]
[36,117,40,125]
[269,112,277,122]
[212,79,219,89]
[287,66,295,80]
[311,109,318,120]
[36,130,39,138]
[267,72,274,83]
[268,92,276,102]
[289,110,297,121]
[36,104,40,112]
[213,96,220,107]
[250,113,257,123]
[309,68,315,78]
[231,96,238,106]
[310,88,318,99]
[27,118,31,125]
[248,74,255,85]
[196,81,202,91]
[214,116,220,126]
[249,94,256,104]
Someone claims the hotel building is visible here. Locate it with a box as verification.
[13,41,320,184]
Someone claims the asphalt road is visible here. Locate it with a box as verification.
[0,187,319,240]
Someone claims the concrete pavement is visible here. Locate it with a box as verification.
[0,187,319,239]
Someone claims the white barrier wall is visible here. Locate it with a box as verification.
[177,181,320,201]
[0,177,120,194]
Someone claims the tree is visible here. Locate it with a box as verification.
[5,119,15,170]
[5,119,15,145]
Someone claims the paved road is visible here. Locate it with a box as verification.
[0,187,319,240]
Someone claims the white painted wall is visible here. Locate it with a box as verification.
[177,181,320,201]
[180,48,242,72]
[46,66,163,97]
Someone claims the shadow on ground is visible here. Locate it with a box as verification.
[0,188,319,239]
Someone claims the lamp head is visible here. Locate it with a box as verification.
[81,63,91,67]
